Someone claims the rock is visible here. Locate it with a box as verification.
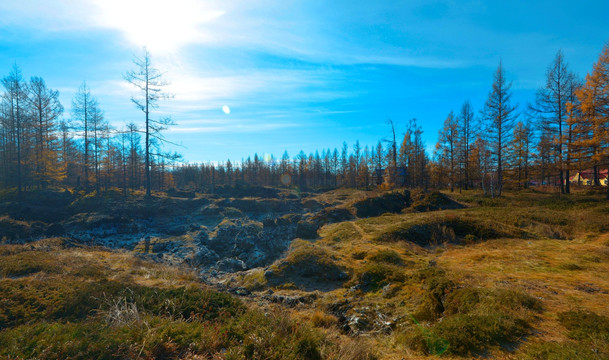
[196,229,209,243]
[188,245,220,266]
[348,315,371,333]
[216,258,247,272]
[231,287,251,296]
[261,293,318,307]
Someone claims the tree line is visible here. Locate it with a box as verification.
[434,45,609,198]
[0,49,178,197]
[1,43,608,198]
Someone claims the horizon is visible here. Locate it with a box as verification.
[1,1,609,163]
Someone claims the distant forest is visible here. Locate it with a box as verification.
[1,44,608,197]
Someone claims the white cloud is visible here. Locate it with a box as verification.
[167,121,300,134]
[90,0,225,52]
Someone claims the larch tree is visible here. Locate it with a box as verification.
[124,48,173,197]
[576,42,609,198]
[436,111,458,192]
[457,101,476,190]
[508,120,533,189]
[27,76,64,187]
[2,64,27,194]
[481,61,518,197]
[71,81,99,191]
[530,51,573,193]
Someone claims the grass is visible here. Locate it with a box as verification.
[4,188,609,359]
[0,240,344,359]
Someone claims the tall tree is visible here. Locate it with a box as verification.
[27,76,64,187]
[509,120,533,189]
[385,118,398,185]
[457,101,476,190]
[124,48,173,197]
[72,82,99,191]
[576,42,609,198]
[2,64,27,194]
[481,61,518,196]
[530,51,573,193]
[436,111,458,192]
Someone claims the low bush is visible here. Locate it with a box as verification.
[368,249,403,265]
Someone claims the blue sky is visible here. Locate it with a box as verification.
[1,0,608,163]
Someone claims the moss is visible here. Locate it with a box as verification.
[444,287,542,316]
[435,313,529,356]
[411,191,464,212]
[375,214,528,246]
[558,310,609,341]
[521,341,598,360]
[0,251,63,277]
[368,249,403,265]
[412,268,454,321]
[240,269,268,291]
[358,262,406,292]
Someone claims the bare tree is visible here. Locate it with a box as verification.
[72,81,99,191]
[481,61,518,197]
[2,64,27,194]
[124,48,173,197]
[530,51,573,193]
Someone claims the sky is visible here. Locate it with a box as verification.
[1,0,608,164]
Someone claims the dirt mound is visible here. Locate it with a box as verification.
[412,191,464,212]
[310,207,355,226]
[353,190,411,218]
[0,216,46,242]
[375,216,530,247]
[266,241,349,291]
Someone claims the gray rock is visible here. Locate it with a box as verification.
[216,257,247,272]
[188,245,220,266]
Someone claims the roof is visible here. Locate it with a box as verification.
[572,169,608,180]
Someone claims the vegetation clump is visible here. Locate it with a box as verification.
[411,191,464,212]
[406,268,541,356]
[352,190,411,218]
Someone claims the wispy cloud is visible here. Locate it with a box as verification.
[167,121,301,134]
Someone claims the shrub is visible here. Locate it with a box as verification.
[368,249,403,265]
[358,262,405,292]
[311,310,338,328]
[435,313,528,356]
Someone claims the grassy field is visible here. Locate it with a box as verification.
[1,188,609,359]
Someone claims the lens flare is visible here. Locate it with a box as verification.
[280,174,291,186]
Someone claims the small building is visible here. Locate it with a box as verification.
[569,169,608,186]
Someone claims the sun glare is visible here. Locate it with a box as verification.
[222,105,231,114]
[91,0,224,52]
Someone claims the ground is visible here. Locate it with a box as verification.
[1,186,609,359]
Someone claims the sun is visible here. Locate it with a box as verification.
[92,0,224,53]
[222,105,231,114]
